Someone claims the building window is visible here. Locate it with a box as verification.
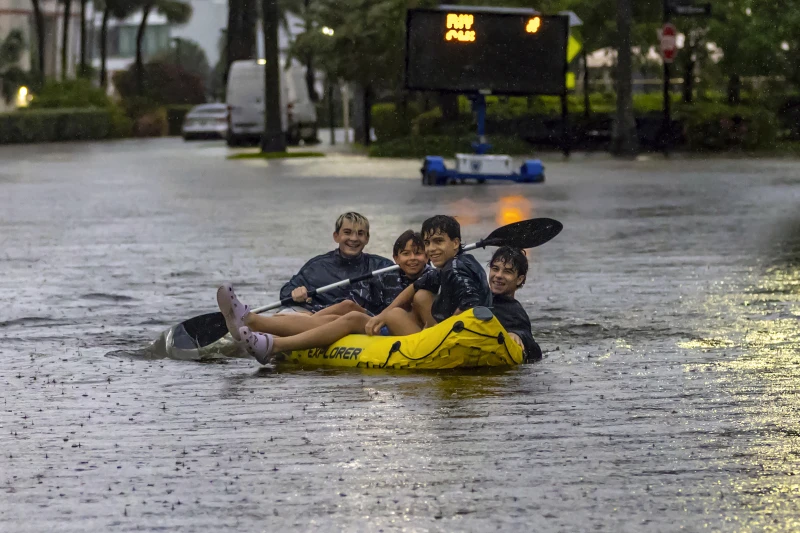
[118,26,137,57]
[99,25,170,59]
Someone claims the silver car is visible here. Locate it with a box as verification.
[182,103,229,140]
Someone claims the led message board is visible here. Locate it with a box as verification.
[405,8,569,95]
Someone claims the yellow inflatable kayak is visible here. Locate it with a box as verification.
[272,307,524,369]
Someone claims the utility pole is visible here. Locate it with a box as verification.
[611,0,638,156]
[261,0,286,152]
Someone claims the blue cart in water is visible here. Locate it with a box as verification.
[420,94,545,186]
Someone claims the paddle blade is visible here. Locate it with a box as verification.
[173,312,230,349]
[482,217,563,249]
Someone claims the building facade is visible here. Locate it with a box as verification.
[0,0,83,109]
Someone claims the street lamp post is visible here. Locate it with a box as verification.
[321,27,335,146]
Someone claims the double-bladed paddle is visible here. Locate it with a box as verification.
[169,217,563,349]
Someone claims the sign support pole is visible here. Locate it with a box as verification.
[561,93,570,157]
[470,94,490,155]
[662,0,671,156]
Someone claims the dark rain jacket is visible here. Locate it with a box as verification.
[412,253,492,323]
[370,265,434,312]
[491,293,542,362]
[279,250,393,313]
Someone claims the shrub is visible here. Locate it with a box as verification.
[0,108,119,144]
[411,107,443,136]
[675,102,778,151]
[133,107,168,137]
[109,106,133,138]
[28,78,114,109]
[777,96,800,140]
[368,134,534,158]
[372,102,423,141]
[369,134,469,158]
[113,60,206,106]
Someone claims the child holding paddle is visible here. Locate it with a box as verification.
[176,217,558,352]
[229,215,494,364]
[278,211,394,314]
[217,230,430,340]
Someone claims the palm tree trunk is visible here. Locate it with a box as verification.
[260,0,286,152]
[225,0,256,83]
[61,0,73,80]
[79,0,88,76]
[30,0,46,86]
[611,0,638,156]
[302,0,318,102]
[305,56,318,102]
[99,6,109,88]
[136,4,153,96]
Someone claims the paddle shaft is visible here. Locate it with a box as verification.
[249,242,480,315]
[173,218,561,349]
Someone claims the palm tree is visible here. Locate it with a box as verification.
[78,0,89,76]
[0,29,26,102]
[225,0,256,83]
[30,0,45,85]
[135,0,192,95]
[61,0,73,79]
[611,0,637,155]
[261,0,285,152]
[97,0,138,88]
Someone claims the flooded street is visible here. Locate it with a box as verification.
[1,138,799,531]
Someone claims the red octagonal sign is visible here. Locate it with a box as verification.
[660,23,677,63]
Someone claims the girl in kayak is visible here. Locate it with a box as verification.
[225,215,493,364]
[487,246,542,362]
[216,230,430,350]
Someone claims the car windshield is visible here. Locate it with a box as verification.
[190,105,226,115]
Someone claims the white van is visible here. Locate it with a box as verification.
[225,59,318,146]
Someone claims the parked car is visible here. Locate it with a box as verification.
[182,103,229,140]
[225,59,318,147]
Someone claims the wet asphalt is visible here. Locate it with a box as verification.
[1,138,799,531]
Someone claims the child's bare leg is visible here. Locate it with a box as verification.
[412,289,437,328]
[313,299,365,317]
[244,313,338,336]
[272,311,370,352]
[381,307,423,336]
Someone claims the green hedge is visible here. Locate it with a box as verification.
[368,134,535,158]
[372,102,423,141]
[675,103,778,151]
[28,79,115,109]
[0,108,131,144]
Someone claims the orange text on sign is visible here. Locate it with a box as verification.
[526,17,541,33]
[445,13,476,42]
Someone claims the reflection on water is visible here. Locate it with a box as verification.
[495,195,533,227]
[681,254,800,530]
[446,198,481,227]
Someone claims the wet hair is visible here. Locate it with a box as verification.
[393,230,424,256]
[421,215,462,249]
[335,212,370,235]
[489,246,528,287]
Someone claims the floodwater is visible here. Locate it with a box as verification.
[1,139,799,531]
